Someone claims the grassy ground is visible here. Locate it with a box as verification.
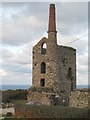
[3,118,89,120]
[11,99,27,105]
[2,104,89,120]
[2,90,89,119]
[14,105,89,118]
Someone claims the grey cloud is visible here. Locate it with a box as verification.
[2,72,32,85]
[1,48,14,59]
[1,46,32,75]
[72,37,88,55]
[1,2,88,85]
[1,0,89,2]
[2,2,88,46]
[2,60,31,74]
[56,2,88,35]
[2,3,47,46]
[58,33,88,56]
[78,54,88,69]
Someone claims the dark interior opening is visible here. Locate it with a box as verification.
[41,62,46,73]
[40,78,45,87]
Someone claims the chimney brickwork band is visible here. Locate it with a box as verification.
[48,4,57,33]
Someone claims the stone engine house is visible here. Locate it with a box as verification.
[28,4,76,106]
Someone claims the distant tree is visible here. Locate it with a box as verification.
[2,89,28,103]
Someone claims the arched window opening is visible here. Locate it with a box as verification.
[41,62,46,73]
[40,78,45,87]
[41,43,47,54]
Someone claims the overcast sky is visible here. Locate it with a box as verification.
[0,1,88,85]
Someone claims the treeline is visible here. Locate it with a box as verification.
[2,89,28,103]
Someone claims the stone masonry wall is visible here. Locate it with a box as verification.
[27,87,58,105]
[27,91,51,105]
[32,37,76,90]
[55,45,76,103]
[31,34,76,105]
[27,87,69,106]
[32,35,59,90]
[69,90,88,108]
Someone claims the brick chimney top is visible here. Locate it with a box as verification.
[48,4,57,33]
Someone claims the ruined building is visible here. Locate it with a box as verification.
[27,4,76,106]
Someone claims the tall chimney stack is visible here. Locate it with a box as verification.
[48,4,57,33]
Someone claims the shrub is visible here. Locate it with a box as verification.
[2,89,28,103]
[14,104,89,118]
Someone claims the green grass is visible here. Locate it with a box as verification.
[11,99,27,105]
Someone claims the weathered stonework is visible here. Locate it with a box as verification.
[27,87,69,106]
[69,90,89,108]
[27,87,57,105]
[28,4,76,106]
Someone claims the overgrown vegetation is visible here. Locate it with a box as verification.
[3,105,89,120]
[14,104,89,118]
[2,89,89,119]
[2,89,28,103]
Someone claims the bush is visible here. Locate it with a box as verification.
[14,104,89,118]
[2,89,28,103]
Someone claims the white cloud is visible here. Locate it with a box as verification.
[2,12,45,46]
[78,53,88,66]
[77,73,88,85]
[77,53,88,85]
[0,69,7,76]
[1,0,89,2]
[1,2,88,86]
[2,71,32,85]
